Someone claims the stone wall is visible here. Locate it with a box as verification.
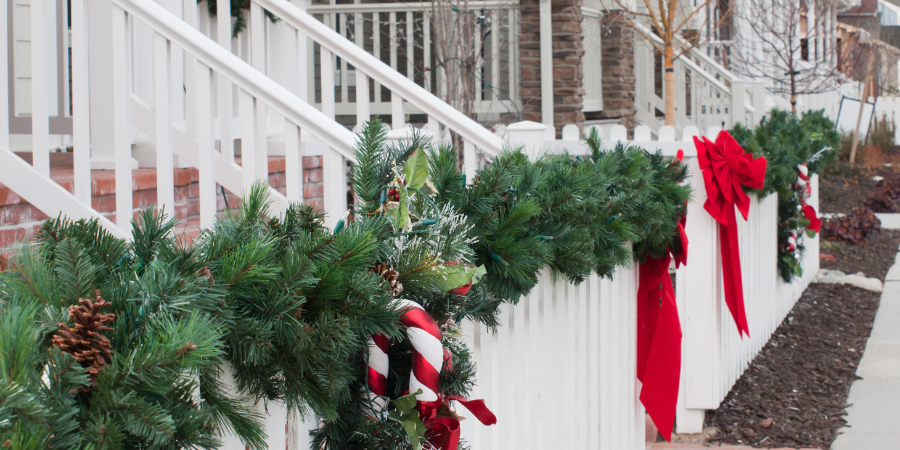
[596,11,636,131]
[520,0,586,137]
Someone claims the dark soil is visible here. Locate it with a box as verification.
[820,230,900,280]
[705,166,900,448]
[819,161,892,214]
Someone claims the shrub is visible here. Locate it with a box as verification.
[870,115,896,153]
[865,173,900,212]
[821,206,882,246]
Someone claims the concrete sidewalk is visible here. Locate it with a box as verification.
[830,259,900,449]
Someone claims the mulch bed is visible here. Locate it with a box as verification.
[819,161,892,214]
[704,168,900,448]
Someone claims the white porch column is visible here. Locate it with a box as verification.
[539,0,554,139]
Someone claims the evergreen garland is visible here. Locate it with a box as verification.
[0,119,691,450]
[732,109,839,281]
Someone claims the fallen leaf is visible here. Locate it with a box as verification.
[760,418,774,428]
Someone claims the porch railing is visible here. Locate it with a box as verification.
[632,22,765,135]
[304,1,521,121]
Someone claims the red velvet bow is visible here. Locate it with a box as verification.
[695,131,767,338]
[417,395,497,450]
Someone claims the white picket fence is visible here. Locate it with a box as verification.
[2,0,820,447]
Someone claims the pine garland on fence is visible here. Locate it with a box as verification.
[732,109,839,282]
[0,119,690,450]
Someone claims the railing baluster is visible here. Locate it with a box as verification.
[473,21,482,105]
[491,10,499,102]
[240,89,258,191]
[356,72,370,128]
[184,0,198,136]
[373,13,382,104]
[427,115,439,141]
[57,0,68,123]
[322,147,345,230]
[111,5,132,229]
[284,120,303,203]
[463,139,476,182]
[154,32,175,215]
[249,1,268,186]
[1,0,10,152]
[405,11,413,81]
[31,0,49,176]
[423,15,430,92]
[392,93,404,130]
[217,0,234,162]
[339,13,348,103]
[321,47,336,119]
[196,62,216,227]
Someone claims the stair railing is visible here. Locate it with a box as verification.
[198,0,504,181]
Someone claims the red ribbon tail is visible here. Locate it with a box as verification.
[720,216,749,338]
[450,397,498,425]
[637,256,682,442]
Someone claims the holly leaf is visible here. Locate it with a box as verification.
[403,148,430,191]
[386,188,411,232]
[423,264,486,291]
[806,229,817,238]
[793,264,803,277]
[388,391,426,450]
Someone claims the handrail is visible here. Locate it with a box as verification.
[307,1,515,13]
[0,147,128,239]
[113,0,357,159]
[632,21,740,91]
[257,0,505,155]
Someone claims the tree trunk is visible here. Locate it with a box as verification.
[849,52,875,166]
[664,43,676,126]
[789,72,797,113]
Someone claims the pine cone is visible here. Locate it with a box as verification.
[371,263,403,296]
[51,294,116,391]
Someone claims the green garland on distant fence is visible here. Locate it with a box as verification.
[732,109,839,282]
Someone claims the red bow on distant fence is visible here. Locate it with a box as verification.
[695,131,767,338]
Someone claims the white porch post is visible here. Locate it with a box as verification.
[539,0,554,139]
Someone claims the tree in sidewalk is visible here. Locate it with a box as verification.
[729,0,843,113]
[602,0,733,126]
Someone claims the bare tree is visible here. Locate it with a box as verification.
[602,0,733,125]
[729,0,841,112]
[427,0,518,123]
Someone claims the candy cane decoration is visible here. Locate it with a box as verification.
[367,299,444,408]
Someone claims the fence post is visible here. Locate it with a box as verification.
[731,79,746,129]
[752,81,766,125]
[506,121,547,162]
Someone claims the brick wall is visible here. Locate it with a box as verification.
[520,0,586,137]
[0,155,325,251]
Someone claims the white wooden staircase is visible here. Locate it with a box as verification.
[0,0,503,241]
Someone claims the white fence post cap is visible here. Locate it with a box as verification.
[506,120,548,132]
